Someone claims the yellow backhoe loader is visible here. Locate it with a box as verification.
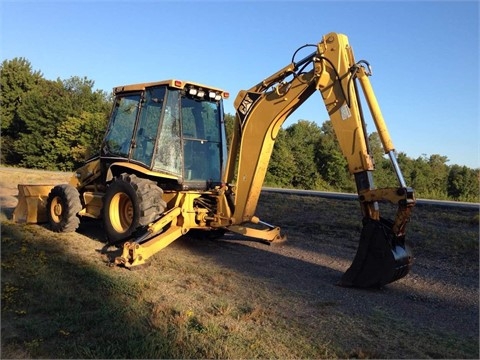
[13,32,415,288]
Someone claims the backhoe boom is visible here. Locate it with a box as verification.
[225,32,415,287]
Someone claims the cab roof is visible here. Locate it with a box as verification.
[113,79,228,96]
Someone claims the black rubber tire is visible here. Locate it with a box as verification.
[46,184,82,233]
[102,173,166,243]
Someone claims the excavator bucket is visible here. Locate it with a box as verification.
[12,184,55,224]
[340,217,412,288]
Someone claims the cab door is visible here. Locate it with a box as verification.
[131,86,167,167]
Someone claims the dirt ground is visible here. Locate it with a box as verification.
[1,167,478,358]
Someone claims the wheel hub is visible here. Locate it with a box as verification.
[110,192,133,233]
[53,203,63,216]
[50,196,63,222]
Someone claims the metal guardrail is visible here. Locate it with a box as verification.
[262,187,480,210]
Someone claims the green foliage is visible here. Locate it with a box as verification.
[266,121,354,191]
[224,112,236,148]
[264,119,478,202]
[315,121,355,192]
[287,121,322,189]
[0,58,43,163]
[0,58,43,131]
[14,79,70,169]
[0,58,110,170]
[265,128,297,187]
[447,165,479,202]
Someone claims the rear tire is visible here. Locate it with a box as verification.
[46,184,82,232]
[102,173,166,243]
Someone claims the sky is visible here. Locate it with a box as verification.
[1,0,479,169]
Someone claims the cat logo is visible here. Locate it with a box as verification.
[237,92,261,127]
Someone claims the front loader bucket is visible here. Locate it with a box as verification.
[12,184,55,224]
[340,217,412,288]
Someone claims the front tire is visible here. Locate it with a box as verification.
[102,173,166,243]
[46,184,82,232]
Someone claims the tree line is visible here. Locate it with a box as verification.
[1,58,478,202]
[259,118,479,202]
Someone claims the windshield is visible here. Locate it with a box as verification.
[152,89,182,174]
[103,94,140,157]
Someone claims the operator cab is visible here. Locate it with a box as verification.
[101,80,229,190]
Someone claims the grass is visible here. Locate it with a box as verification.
[1,167,478,359]
[0,221,334,359]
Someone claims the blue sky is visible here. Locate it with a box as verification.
[1,0,479,169]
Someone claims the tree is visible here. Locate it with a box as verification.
[224,113,235,148]
[1,60,111,169]
[265,128,296,187]
[411,156,431,194]
[284,120,323,189]
[447,165,479,202]
[366,132,397,188]
[426,154,449,198]
[14,79,74,169]
[62,76,109,114]
[401,154,449,199]
[61,76,110,162]
[315,121,354,192]
[12,76,110,170]
[0,58,43,163]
